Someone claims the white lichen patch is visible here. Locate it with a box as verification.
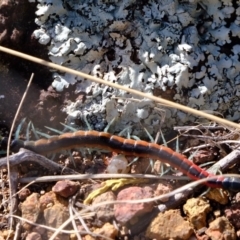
[31,0,240,137]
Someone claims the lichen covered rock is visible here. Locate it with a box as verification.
[31,0,240,134]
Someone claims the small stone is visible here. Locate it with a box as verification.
[39,191,69,239]
[236,230,240,238]
[192,149,215,164]
[94,222,118,239]
[92,191,116,222]
[39,191,68,210]
[106,155,129,173]
[0,230,14,239]
[205,189,228,205]
[153,182,173,202]
[146,209,194,240]
[85,223,118,240]
[183,198,211,230]
[213,210,221,218]
[205,217,236,240]
[114,186,154,224]
[44,204,70,240]
[130,158,152,174]
[235,192,240,202]
[18,188,31,201]
[39,191,55,210]
[26,232,42,240]
[224,202,240,229]
[32,225,46,236]
[52,180,80,198]
[20,193,41,230]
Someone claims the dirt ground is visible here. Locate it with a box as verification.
[1,1,240,240]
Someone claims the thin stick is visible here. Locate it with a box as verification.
[6,73,34,234]
[1,46,240,130]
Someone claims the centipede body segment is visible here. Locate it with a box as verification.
[10,130,240,191]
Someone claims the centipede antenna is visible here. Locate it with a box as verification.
[30,122,40,140]
[44,126,64,135]
[60,123,78,132]
[15,118,26,140]
[104,117,116,133]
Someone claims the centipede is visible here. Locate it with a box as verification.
[10,130,240,191]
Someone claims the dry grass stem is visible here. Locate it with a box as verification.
[1,46,240,130]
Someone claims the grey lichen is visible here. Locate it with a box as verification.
[31,0,240,136]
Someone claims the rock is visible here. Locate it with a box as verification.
[224,202,240,230]
[130,158,152,174]
[114,186,154,224]
[20,193,41,230]
[26,232,42,240]
[0,0,31,45]
[192,149,215,164]
[92,191,116,222]
[205,217,236,240]
[43,205,70,240]
[18,188,31,201]
[32,225,46,236]
[146,209,194,240]
[39,191,70,240]
[85,223,118,240]
[205,189,228,205]
[183,198,211,230]
[52,180,80,198]
[0,230,14,239]
[153,182,173,202]
[39,191,68,210]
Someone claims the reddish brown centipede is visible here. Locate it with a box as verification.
[10,130,240,191]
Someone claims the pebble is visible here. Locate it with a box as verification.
[205,188,228,205]
[52,180,80,198]
[85,223,118,240]
[205,217,236,240]
[26,232,42,240]
[114,186,154,224]
[39,191,70,239]
[224,202,240,230]
[18,188,31,201]
[146,209,194,240]
[92,191,116,222]
[20,193,41,230]
[183,198,211,230]
[153,182,173,202]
